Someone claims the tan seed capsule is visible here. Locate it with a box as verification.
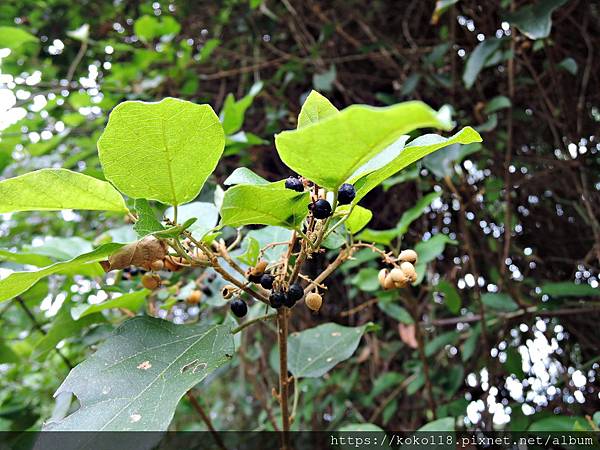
[141,273,160,290]
[186,290,202,305]
[305,292,323,311]
[383,273,396,290]
[400,261,417,283]
[163,256,184,272]
[398,249,418,264]
[390,268,409,288]
[150,259,164,271]
[221,285,236,299]
[252,260,268,276]
[378,269,388,288]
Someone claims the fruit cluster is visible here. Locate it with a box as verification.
[378,249,418,290]
[285,176,356,220]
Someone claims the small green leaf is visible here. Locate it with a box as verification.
[463,38,504,88]
[414,234,457,285]
[541,282,599,298]
[484,96,512,114]
[220,82,262,135]
[0,26,38,51]
[287,322,374,378]
[341,205,372,234]
[98,98,225,206]
[45,317,233,431]
[0,169,128,213]
[71,290,149,320]
[338,423,384,432]
[505,0,567,40]
[435,280,461,314]
[462,324,480,362]
[423,142,482,178]
[351,268,380,292]
[275,100,453,190]
[133,199,165,238]
[223,167,268,186]
[558,57,578,75]
[133,15,180,42]
[220,182,309,229]
[504,347,525,378]
[418,417,455,431]
[377,298,413,324]
[297,90,339,128]
[236,237,260,266]
[481,293,519,312]
[529,416,591,432]
[425,331,458,357]
[244,227,293,262]
[352,128,481,203]
[0,243,124,303]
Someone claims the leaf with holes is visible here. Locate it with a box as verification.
[98,98,224,206]
[44,316,233,431]
[287,322,375,378]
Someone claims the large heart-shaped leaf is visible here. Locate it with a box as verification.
[287,322,374,378]
[0,169,128,213]
[0,243,124,303]
[352,127,481,204]
[220,182,310,229]
[275,100,452,190]
[45,317,233,431]
[98,98,224,206]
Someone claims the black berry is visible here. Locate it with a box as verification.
[283,292,297,308]
[310,199,332,219]
[260,273,274,289]
[230,298,248,318]
[338,183,356,205]
[269,291,285,309]
[285,177,304,192]
[287,283,304,301]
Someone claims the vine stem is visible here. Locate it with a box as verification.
[186,392,226,450]
[231,313,277,334]
[276,308,291,448]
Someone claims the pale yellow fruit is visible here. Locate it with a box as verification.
[305,292,323,311]
[400,261,417,283]
[186,290,202,305]
[399,249,418,264]
[150,259,164,271]
[378,269,388,288]
[390,268,409,288]
[383,273,396,290]
[141,273,160,290]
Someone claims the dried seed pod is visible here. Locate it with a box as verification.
[163,255,184,272]
[398,249,418,264]
[248,260,268,282]
[101,236,167,272]
[150,259,164,271]
[400,261,417,283]
[141,273,160,290]
[186,290,202,305]
[390,267,409,288]
[221,285,237,299]
[378,269,388,288]
[383,273,396,290]
[305,292,323,311]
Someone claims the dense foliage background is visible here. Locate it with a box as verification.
[0,0,599,433]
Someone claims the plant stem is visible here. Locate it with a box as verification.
[231,313,277,334]
[276,308,291,447]
[186,391,226,450]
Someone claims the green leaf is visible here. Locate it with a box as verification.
[0,340,20,363]
[377,298,413,324]
[133,15,181,42]
[71,290,149,320]
[33,302,105,360]
[436,280,461,314]
[541,282,599,298]
[220,182,310,229]
[97,98,225,206]
[220,82,262,135]
[351,268,380,292]
[244,226,293,262]
[352,127,482,203]
[223,167,268,186]
[133,199,164,238]
[275,100,453,190]
[357,191,442,245]
[287,322,374,378]
[462,324,480,362]
[313,65,337,92]
[341,205,372,234]
[418,417,455,432]
[0,250,53,267]
[528,416,591,432]
[463,38,504,88]
[0,169,128,213]
[338,423,384,432]
[0,243,124,303]
[414,234,457,285]
[504,347,525,378]
[425,331,459,357]
[481,293,519,312]
[423,142,482,178]
[0,26,38,51]
[558,57,578,75]
[298,90,339,128]
[236,237,260,267]
[45,317,233,431]
[506,0,567,40]
[484,96,512,114]
[165,202,219,240]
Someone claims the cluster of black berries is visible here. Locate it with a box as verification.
[267,282,304,309]
[285,176,356,220]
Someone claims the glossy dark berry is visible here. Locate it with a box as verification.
[201,286,213,296]
[269,291,285,309]
[287,283,304,301]
[248,273,262,283]
[230,298,248,318]
[338,183,356,205]
[260,273,275,290]
[285,176,304,192]
[283,292,297,308]
[309,199,332,219]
